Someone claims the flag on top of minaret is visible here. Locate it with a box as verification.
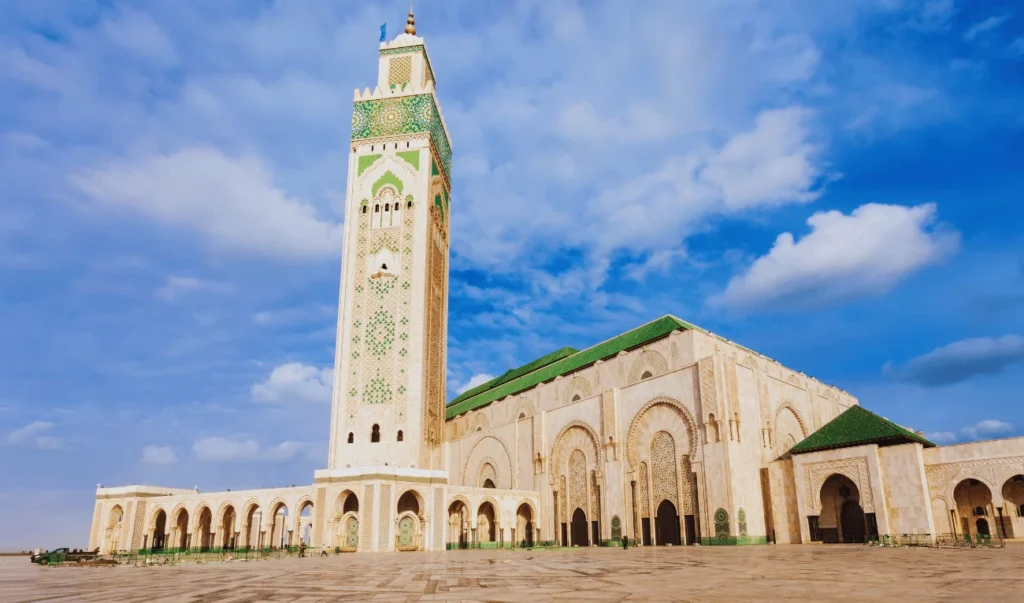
[379,23,386,42]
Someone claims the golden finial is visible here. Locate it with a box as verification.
[404,6,416,35]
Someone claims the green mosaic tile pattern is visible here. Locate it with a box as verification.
[366,310,395,357]
[446,316,696,419]
[789,405,935,455]
[372,171,403,197]
[396,150,420,170]
[364,374,393,405]
[357,154,381,176]
[351,94,451,178]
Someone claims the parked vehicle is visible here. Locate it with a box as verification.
[30,548,99,565]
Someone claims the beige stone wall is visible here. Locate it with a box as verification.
[878,443,934,535]
[444,327,854,544]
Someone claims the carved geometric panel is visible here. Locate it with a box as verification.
[312,487,327,547]
[131,501,147,550]
[568,449,587,514]
[362,484,375,548]
[378,483,393,550]
[639,462,650,518]
[651,431,678,508]
[804,457,874,513]
[433,488,445,550]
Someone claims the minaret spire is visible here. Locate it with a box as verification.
[404,6,416,35]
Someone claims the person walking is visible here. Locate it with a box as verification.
[298,541,306,558]
[622,535,629,550]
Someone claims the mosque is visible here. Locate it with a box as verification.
[89,12,1024,554]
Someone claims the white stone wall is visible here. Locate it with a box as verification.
[444,327,854,544]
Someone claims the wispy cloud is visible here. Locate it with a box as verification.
[141,445,177,464]
[964,15,1008,41]
[455,374,495,396]
[961,419,1013,441]
[192,436,318,462]
[895,335,1024,387]
[72,148,344,260]
[6,421,60,450]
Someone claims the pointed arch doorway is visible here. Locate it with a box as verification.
[655,500,681,546]
[571,508,589,546]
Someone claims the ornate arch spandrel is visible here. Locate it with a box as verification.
[550,420,603,474]
[804,459,874,514]
[461,434,514,489]
[560,375,593,406]
[625,396,700,470]
[627,349,669,385]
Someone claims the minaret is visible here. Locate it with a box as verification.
[325,9,452,472]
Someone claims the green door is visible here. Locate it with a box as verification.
[345,517,359,548]
[398,516,415,548]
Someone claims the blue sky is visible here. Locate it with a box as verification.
[1,0,1023,550]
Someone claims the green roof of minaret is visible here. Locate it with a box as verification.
[788,405,935,455]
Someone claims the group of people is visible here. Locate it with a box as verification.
[622,535,639,549]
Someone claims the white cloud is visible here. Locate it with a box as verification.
[192,436,318,462]
[925,431,958,445]
[141,445,177,464]
[154,275,231,302]
[6,421,60,450]
[100,8,178,66]
[1009,37,1024,58]
[700,107,823,211]
[897,335,1024,386]
[456,373,496,395]
[251,363,333,404]
[192,436,259,461]
[964,15,1007,41]
[905,0,956,32]
[961,420,1013,441]
[711,203,959,311]
[72,147,343,260]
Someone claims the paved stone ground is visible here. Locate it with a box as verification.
[2,545,1022,603]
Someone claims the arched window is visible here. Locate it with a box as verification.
[347,432,354,444]
[362,206,367,214]
[483,479,495,489]
[1018,504,1024,517]
[407,201,412,209]
[371,424,380,443]
[518,412,526,420]
[641,370,653,380]
[571,394,581,402]
[394,204,399,213]
[384,203,390,211]
[974,506,986,516]
[374,204,380,213]
[397,430,404,442]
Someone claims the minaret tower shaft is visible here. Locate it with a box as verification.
[325,10,452,471]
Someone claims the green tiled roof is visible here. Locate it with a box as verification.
[448,347,578,406]
[446,315,696,420]
[789,405,934,455]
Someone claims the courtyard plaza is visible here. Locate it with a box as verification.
[3,545,1021,603]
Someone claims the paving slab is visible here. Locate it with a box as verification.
[1,545,1021,603]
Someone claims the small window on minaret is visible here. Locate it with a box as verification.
[407,201,412,209]
[375,205,380,212]
[384,203,390,211]
[347,432,354,444]
[371,424,380,443]
[397,430,404,442]
[381,263,388,270]
[394,204,399,213]
[362,206,367,214]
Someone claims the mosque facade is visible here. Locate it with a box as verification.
[89,13,1024,555]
